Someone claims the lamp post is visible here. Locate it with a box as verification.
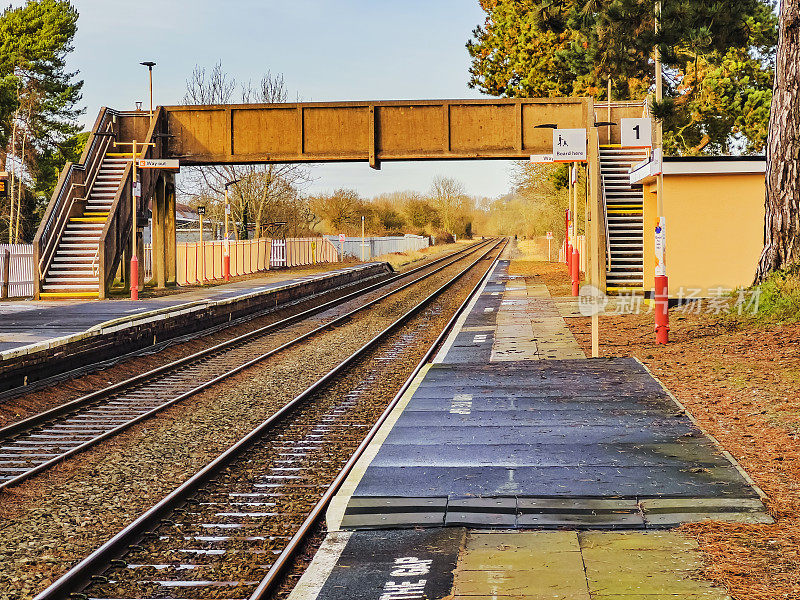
[223,179,241,281]
[140,61,156,121]
[653,2,669,344]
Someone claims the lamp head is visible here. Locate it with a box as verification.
[140,61,156,68]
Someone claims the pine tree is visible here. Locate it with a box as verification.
[756,0,800,279]
[0,0,84,240]
[467,0,777,153]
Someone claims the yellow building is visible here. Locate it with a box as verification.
[629,157,766,298]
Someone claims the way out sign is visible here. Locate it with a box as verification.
[136,158,180,171]
[553,129,587,163]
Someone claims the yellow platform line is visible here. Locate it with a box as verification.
[105,153,133,157]
[71,217,107,223]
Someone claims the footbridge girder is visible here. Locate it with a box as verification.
[160,98,591,168]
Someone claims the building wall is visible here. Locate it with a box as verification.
[642,173,765,297]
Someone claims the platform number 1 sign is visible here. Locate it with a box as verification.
[620,118,652,149]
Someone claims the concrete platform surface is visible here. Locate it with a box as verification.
[289,529,732,600]
[337,359,767,530]
[0,263,383,355]
[326,258,768,530]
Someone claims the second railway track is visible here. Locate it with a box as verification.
[0,240,496,491]
[32,238,506,600]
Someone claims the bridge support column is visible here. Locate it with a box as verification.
[152,176,167,289]
[165,175,177,286]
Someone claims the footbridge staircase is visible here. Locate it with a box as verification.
[33,108,174,299]
[595,101,651,294]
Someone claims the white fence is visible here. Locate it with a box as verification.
[0,244,34,299]
[326,234,430,260]
[558,235,587,272]
[144,237,340,286]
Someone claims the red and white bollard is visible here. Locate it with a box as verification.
[654,217,669,344]
[223,246,231,282]
[130,255,139,301]
[655,275,669,344]
[571,246,580,297]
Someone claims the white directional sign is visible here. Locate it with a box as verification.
[553,129,587,163]
[136,158,180,170]
[620,118,653,148]
[529,154,554,164]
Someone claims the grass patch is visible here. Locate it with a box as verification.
[731,263,800,325]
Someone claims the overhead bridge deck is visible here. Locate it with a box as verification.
[161,98,591,168]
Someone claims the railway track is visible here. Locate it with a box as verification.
[0,240,495,491]
[32,238,506,600]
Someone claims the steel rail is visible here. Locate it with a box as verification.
[249,238,507,600]
[2,239,487,436]
[33,238,505,600]
[0,239,496,491]
[0,240,483,401]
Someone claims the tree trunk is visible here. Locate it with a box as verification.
[757,0,800,281]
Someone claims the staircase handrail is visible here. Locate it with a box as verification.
[33,108,118,285]
[598,147,612,273]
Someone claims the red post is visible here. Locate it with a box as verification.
[571,246,580,296]
[130,256,139,301]
[223,249,230,281]
[655,275,669,343]
[566,210,572,269]
[654,217,669,344]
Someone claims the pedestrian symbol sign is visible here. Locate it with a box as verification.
[553,129,587,163]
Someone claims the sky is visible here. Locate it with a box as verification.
[56,0,518,199]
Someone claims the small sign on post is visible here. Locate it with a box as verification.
[197,206,206,216]
[136,158,180,171]
[620,118,653,148]
[133,181,141,197]
[338,233,346,262]
[0,172,7,198]
[553,129,587,163]
[546,231,554,262]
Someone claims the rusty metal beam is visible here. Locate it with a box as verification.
[161,98,591,166]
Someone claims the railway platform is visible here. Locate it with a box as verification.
[291,256,771,600]
[0,262,391,391]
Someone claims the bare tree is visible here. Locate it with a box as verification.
[430,176,468,235]
[179,63,312,238]
[308,188,363,234]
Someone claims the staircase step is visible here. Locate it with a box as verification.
[39,291,100,299]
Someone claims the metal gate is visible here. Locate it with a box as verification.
[270,239,286,268]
